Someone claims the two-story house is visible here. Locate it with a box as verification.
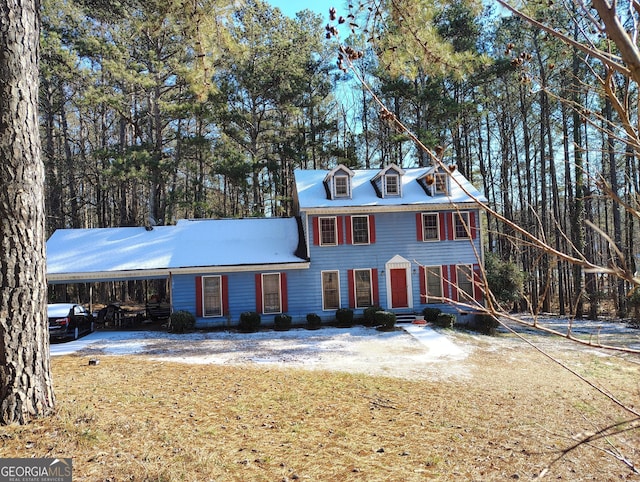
[46,163,486,327]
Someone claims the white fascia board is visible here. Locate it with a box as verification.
[302,203,482,215]
[47,262,311,283]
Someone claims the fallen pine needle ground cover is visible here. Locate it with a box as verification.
[1,333,639,482]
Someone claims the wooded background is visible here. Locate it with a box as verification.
[41,0,640,318]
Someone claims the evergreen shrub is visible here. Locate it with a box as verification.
[335,308,354,327]
[274,314,292,331]
[363,305,383,326]
[239,311,261,333]
[422,307,442,323]
[434,313,456,329]
[169,310,196,333]
[374,311,397,331]
[305,313,322,330]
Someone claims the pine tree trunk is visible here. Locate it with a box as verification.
[0,0,56,424]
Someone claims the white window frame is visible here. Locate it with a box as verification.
[421,213,440,241]
[321,270,341,311]
[423,266,443,303]
[456,264,474,301]
[203,275,223,317]
[334,175,350,198]
[351,215,370,245]
[262,273,282,314]
[454,212,471,240]
[385,173,400,196]
[319,216,338,246]
[354,269,373,309]
[433,172,449,195]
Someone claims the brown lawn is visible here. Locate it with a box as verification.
[1,328,639,481]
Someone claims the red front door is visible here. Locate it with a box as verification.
[390,268,408,308]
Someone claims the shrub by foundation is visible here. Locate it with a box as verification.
[374,311,397,331]
[422,307,442,323]
[363,305,383,326]
[239,311,261,333]
[475,314,499,335]
[305,313,322,330]
[335,308,354,327]
[434,313,456,329]
[169,310,196,333]
[274,314,292,331]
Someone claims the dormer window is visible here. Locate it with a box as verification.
[418,169,450,196]
[434,172,448,195]
[385,174,399,196]
[371,163,404,198]
[324,164,355,200]
[334,175,350,198]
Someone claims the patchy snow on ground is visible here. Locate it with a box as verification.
[49,315,640,381]
[50,324,473,381]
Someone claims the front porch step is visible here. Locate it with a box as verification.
[394,312,418,324]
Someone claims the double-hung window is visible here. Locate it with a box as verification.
[334,175,349,197]
[322,271,340,310]
[434,173,448,195]
[354,269,373,308]
[385,174,399,196]
[422,213,439,241]
[454,212,471,239]
[319,217,337,245]
[424,266,443,302]
[203,276,223,317]
[262,273,282,314]
[351,215,370,244]
[456,264,474,301]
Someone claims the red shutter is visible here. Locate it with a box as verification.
[280,272,288,313]
[337,216,345,245]
[469,211,477,240]
[369,215,376,244]
[473,264,483,302]
[449,265,458,302]
[416,213,423,241]
[255,273,263,313]
[312,217,319,245]
[222,275,229,316]
[447,212,454,240]
[371,268,379,305]
[439,212,446,241]
[348,269,355,308]
[195,276,203,317]
[441,265,450,301]
[345,216,352,244]
[419,266,426,303]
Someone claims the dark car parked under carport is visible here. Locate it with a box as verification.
[48,303,94,341]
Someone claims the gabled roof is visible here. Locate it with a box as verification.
[295,166,487,210]
[47,217,309,283]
